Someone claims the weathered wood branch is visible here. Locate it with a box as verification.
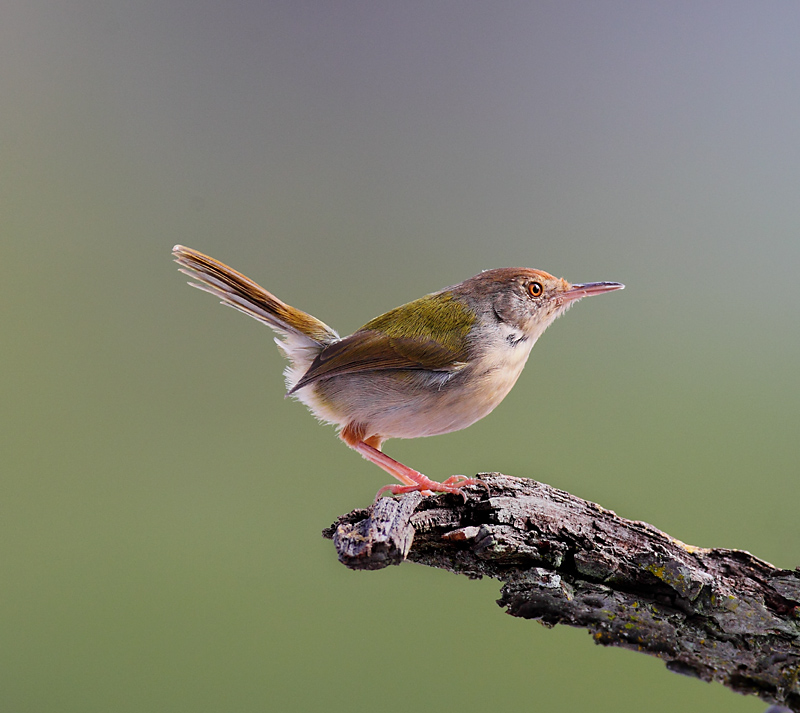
[322,474,800,711]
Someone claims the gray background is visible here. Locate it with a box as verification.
[3,2,798,711]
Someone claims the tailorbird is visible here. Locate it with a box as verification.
[173,246,623,499]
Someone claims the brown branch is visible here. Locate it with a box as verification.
[322,474,800,711]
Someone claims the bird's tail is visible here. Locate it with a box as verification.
[173,245,340,385]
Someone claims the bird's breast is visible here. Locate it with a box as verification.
[468,337,534,410]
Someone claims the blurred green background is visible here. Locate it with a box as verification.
[2,2,798,711]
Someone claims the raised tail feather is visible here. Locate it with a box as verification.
[173,246,339,344]
[173,245,340,387]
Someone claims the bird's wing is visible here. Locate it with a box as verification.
[287,292,476,393]
[287,329,468,394]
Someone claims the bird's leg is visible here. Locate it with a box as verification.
[340,425,487,501]
[352,440,487,502]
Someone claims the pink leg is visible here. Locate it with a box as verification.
[351,441,488,502]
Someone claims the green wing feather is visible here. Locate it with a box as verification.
[288,291,475,393]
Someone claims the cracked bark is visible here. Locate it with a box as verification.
[323,474,800,711]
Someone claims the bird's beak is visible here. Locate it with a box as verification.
[562,281,625,303]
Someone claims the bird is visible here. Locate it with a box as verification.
[173,245,623,500]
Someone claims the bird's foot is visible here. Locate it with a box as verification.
[375,474,489,502]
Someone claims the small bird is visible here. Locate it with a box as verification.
[173,246,623,500]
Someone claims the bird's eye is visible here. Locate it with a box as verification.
[527,281,543,298]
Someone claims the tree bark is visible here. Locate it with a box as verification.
[323,474,800,711]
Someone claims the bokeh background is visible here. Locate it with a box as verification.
[3,2,799,711]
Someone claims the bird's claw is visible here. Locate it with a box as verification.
[374,475,490,503]
[442,474,491,494]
